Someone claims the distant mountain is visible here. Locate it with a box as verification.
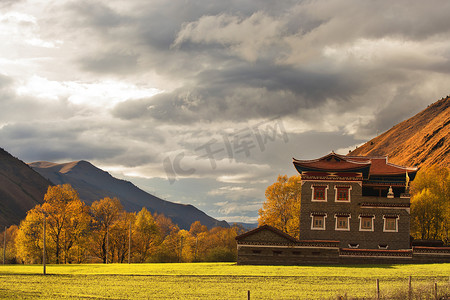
[29,160,228,230]
[0,148,51,228]
[232,222,258,231]
[350,96,450,169]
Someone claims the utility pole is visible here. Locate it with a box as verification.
[43,216,46,275]
[179,236,183,263]
[128,222,131,264]
[194,236,198,262]
[3,226,6,265]
[106,225,109,264]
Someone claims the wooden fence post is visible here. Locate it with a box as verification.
[408,275,412,300]
[376,279,380,300]
[434,282,437,300]
[3,226,6,265]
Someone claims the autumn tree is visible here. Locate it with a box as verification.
[132,207,159,262]
[90,197,124,263]
[40,184,90,264]
[258,175,302,238]
[201,226,238,262]
[189,221,207,261]
[1,225,19,264]
[15,207,45,264]
[109,211,135,263]
[411,167,450,243]
[154,225,181,262]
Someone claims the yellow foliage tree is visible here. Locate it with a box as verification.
[133,207,159,262]
[411,167,450,243]
[15,207,45,264]
[1,225,18,264]
[258,175,301,238]
[41,184,90,264]
[110,211,135,263]
[90,197,124,263]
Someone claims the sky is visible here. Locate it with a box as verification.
[1,0,450,224]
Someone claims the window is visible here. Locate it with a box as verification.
[359,216,374,231]
[311,185,328,202]
[335,186,351,202]
[335,215,350,231]
[311,214,327,230]
[383,216,398,232]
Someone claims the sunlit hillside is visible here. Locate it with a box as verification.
[350,96,450,168]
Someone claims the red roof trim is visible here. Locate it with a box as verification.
[340,248,412,253]
[293,152,371,166]
[293,152,417,176]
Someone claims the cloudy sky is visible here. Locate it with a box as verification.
[2,0,450,224]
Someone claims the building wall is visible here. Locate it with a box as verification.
[299,181,411,250]
[237,245,340,265]
[237,244,450,265]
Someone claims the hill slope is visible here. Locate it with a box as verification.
[349,96,450,168]
[29,160,228,230]
[0,148,52,228]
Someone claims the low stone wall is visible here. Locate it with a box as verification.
[237,245,340,265]
[237,244,450,265]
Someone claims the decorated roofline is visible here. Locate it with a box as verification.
[293,152,372,166]
[293,152,418,179]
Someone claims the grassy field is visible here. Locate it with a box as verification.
[0,263,449,299]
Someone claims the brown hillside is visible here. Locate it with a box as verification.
[29,160,229,230]
[349,96,450,169]
[0,148,52,228]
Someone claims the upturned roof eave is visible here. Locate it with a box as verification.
[293,152,372,166]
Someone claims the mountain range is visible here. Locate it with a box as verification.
[0,148,228,229]
[29,160,229,230]
[350,96,450,168]
[0,148,52,228]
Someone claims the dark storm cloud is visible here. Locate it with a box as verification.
[0,121,127,162]
[111,59,399,125]
[92,0,448,133]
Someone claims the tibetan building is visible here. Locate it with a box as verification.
[236,152,450,265]
[293,152,416,250]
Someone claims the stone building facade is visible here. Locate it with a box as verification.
[294,153,415,250]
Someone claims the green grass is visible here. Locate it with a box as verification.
[0,263,448,299]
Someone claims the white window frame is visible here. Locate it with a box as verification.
[359,215,375,232]
[310,213,327,230]
[334,186,352,202]
[383,216,398,232]
[335,214,351,231]
[311,185,328,202]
